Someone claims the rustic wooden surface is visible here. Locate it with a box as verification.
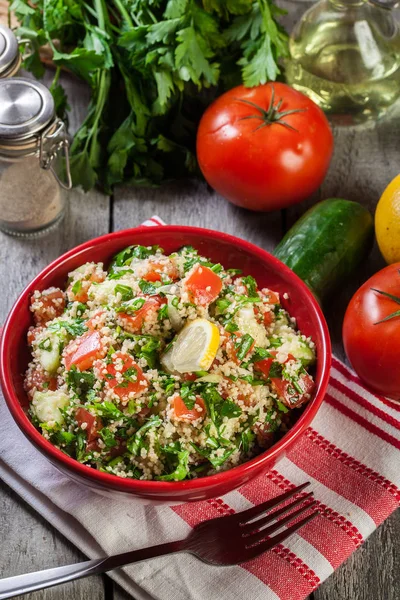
[1,1,399,599]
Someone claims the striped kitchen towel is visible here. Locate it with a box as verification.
[0,216,399,600]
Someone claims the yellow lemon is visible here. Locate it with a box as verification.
[375,174,400,264]
[161,318,220,373]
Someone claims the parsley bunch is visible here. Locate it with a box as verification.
[10,0,288,191]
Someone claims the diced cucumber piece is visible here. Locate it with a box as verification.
[37,334,61,374]
[281,333,316,367]
[167,295,183,331]
[235,305,267,347]
[32,390,70,425]
[88,280,118,304]
[273,310,290,330]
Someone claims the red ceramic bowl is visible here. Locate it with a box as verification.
[0,226,331,502]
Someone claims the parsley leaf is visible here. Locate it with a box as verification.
[127,416,162,455]
[109,245,161,272]
[234,333,254,361]
[115,284,134,301]
[221,399,242,418]
[17,1,287,191]
[48,319,87,337]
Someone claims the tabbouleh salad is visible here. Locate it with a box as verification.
[25,244,316,481]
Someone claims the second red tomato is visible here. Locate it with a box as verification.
[197,83,333,212]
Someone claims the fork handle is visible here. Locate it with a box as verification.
[0,540,184,600]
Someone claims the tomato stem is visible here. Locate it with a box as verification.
[372,288,400,324]
[235,85,307,132]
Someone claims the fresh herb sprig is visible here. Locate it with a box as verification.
[12,0,288,191]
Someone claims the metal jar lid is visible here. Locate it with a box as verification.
[0,77,72,190]
[0,25,20,78]
[0,77,55,141]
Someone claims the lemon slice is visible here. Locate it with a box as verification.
[161,318,220,373]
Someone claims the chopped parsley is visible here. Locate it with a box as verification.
[234,334,254,361]
[71,280,82,296]
[48,318,87,337]
[221,399,242,419]
[115,284,134,301]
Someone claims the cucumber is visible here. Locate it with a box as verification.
[32,390,70,425]
[37,333,61,374]
[280,333,316,367]
[274,199,373,302]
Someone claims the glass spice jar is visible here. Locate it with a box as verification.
[0,77,72,237]
[0,25,22,78]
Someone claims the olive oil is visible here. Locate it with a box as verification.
[286,0,400,124]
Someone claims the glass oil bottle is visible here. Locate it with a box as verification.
[286,0,400,124]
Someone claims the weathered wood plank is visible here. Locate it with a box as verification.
[314,512,400,600]
[0,484,105,600]
[113,179,283,253]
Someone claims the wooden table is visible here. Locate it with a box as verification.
[1,2,399,598]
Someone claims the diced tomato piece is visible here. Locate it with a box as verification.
[117,295,166,334]
[142,260,179,283]
[254,357,274,378]
[100,351,148,400]
[253,423,276,448]
[271,373,315,409]
[30,288,66,325]
[262,289,280,304]
[27,326,44,346]
[226,333,255,364]
[24,365,57,396]
[220,377,250,405]
[108,439,127,458]
[254,304,274,328]
[67,270,105,303]
[64,331,106,371]
[173,395,206,421]
[263,311,274,326]
[75,407,103,452]
[184,265,222,306]
[182,373,198,382]
[86,309,106,331]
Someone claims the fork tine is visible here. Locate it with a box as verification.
[242,511,319,563]
[244,500,317,546]
[237,482,311,524]
[241,492,314,534]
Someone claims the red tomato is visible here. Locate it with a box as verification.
[75,407,103,452]
[142,260,178,283]
[86,309,106,331]
[64,331,106,371]
[254,356,274,378]
[184,266,222,306]
[27,326,44,346]
[100,351,148,400]
[24,365,57,396]
[197,83,333,212]
[67,271,105,304]
[182,373,198,382]
[117,295,166,333]
[173,395,206,421]
[226,333,255,364]
[271,374,314,408]
[254,304,275,327]
[262,289,280,304]
[343,263,400,400]
[253,423,275,449]
[263,311,274,327]
[30,288,66,325]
